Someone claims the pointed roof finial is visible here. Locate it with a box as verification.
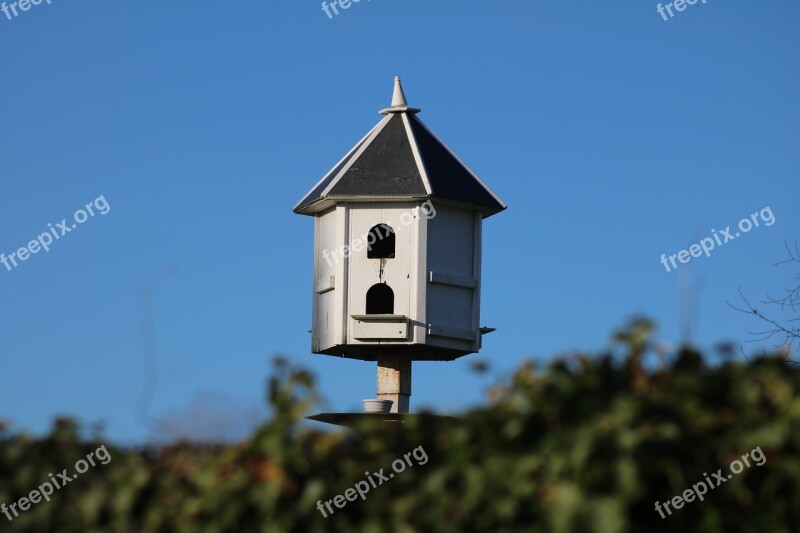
[391,76,407,107]
[380,76,421,115]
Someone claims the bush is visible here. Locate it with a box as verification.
[1,321,798,532]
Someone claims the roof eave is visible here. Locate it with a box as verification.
[294,195,506,217]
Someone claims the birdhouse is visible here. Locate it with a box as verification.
[294,77,505,414]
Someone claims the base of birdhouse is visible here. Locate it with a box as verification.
[305,412,457,429]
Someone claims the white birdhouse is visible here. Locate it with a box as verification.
[295,77,505,413]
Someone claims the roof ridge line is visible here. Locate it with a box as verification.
[409,115,507,211]
[402,113,433,196]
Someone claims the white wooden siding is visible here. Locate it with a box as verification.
[346,203,418,345]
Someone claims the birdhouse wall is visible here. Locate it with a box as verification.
[311,206,347,353]
[345,202,424,345]
[424,205,482,353]
[309,201,485,360]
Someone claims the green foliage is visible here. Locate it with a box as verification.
[1,324,799,532]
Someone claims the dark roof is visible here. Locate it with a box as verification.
[294,78,506,217]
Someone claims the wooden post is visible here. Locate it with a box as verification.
[377,356,411,413]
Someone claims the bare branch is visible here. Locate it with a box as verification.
[729,283,800,363]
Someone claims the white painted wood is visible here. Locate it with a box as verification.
[427,324,475,341]
[378,76,421,116]
[472,212,483,348]
[428,271,477,289]
[351,314,408,320]
[391,76,407,107]
[336,205,349,348]
[425,204,479,352]
[402,113,433,195]
[310,199,484,358]
[346,203,416,345]
[312,206,352,353]
[353,316,408,340]
[313,209,337,352]
[412,200,428,345]
[316,275,335,294]
[311,214,320,353]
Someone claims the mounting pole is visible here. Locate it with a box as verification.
[377,356,411,413]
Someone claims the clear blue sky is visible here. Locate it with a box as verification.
[1,1,798,444]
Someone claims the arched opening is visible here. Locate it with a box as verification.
[366,283,394,314]
[367,224,395,259]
